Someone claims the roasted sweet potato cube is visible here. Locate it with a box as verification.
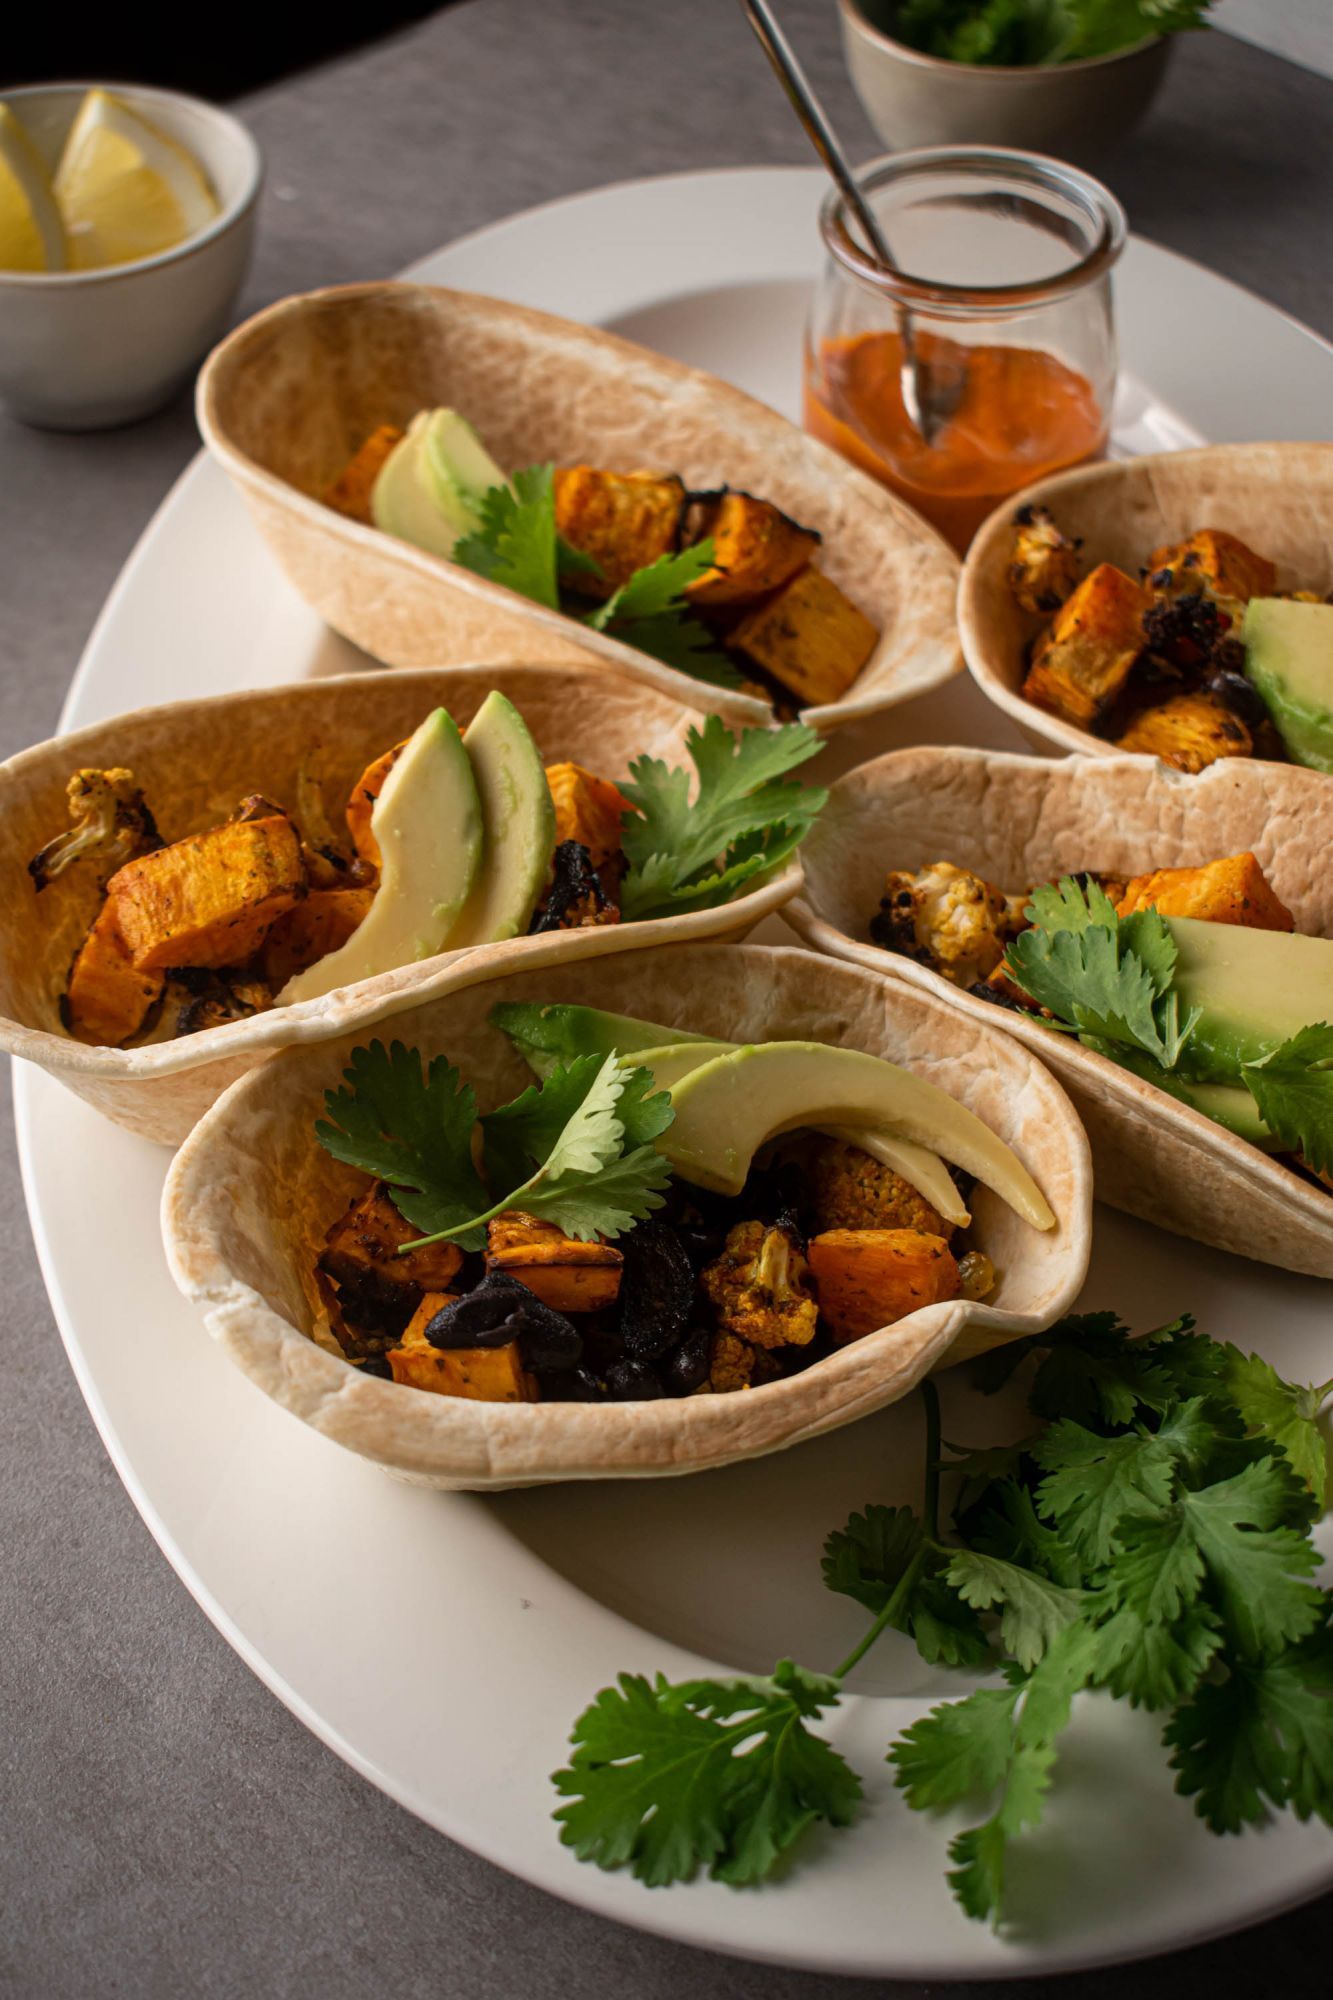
[65,899,163,1046]
[1021,564,1150,727]
[322,423,405,524]
[108,815,305,973]
[553,467,685,597]
[345,740,406,870]
[1116,852,1294,931]
[485,1210,623,1311]
[683,490,820,607]
[1116,693,1253,773]
[544,762,629,869]
[261,887,375,987]
[808,1228,960,1345]
[388,1293,539,1401]
[1146,528,1276,606]
[728,564,878,705]
[322,1182,464,1294]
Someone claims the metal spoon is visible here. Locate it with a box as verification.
[739,0,962,446]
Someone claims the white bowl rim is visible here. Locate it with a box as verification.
[839,0,1163,78]
[0,79,263,290]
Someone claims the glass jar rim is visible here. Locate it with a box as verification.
[818,146,1127,311]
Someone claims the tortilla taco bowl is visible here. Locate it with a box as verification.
[958,441,1333,760]
[784,744,1333,1277]
[161,941,1092,1489]
[0,665,801,1147]
[196,281,961,733]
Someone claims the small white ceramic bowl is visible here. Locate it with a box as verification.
[839,1,1172,167]
[0,82,261,429]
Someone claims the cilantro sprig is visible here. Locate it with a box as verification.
[1004,879,1333,1172]
[451,464,741,689]
[618,713,826,922]
[315,1039,673,1253]
[552,1312,1333,1927]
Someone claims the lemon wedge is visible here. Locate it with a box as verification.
[54,88,218,271]
[0,103,67,271]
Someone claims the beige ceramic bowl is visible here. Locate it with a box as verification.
[0,664,804,1145]
[839,2,1172,166]
[196,281,962,733]
[958,441,1333,760]
[162,941,1093,1489]
[784,745,1333,1278]
[0,82,261,429]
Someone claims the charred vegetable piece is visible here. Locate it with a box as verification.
[30,767,160,891]
[708,1328,757,1392]
[529,840,620,933]
[320,1182,464,1297]
[1008,504,1081,614]
[1022,563,1150,728]
[544,762,629,871]
[681,489,820,607]
[871,861,1025,990]
[64,901,163,1046]
[553,467,685,597]
[425,1269,583,1374]
[615,1219,695,1358]
[345,740,406,870]
[108,813,306,972]
[323,423,406,525]
[808,1137,954,1240]
[701,1219,818,1352]
[807,1228,960,1345]
[260,887,375,987]
[1147,529,1277,612]
[1140,590,1230,677]
[728,564,878,706]
[174,971,272,1036]
[1116,692,1253,772]
[485,1210,623,1313]
[1116,853,1294,932]
[390,1293,539,1400]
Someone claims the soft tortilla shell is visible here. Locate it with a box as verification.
[162,942,1092,1489]
[197,282,961,733]
[959,441,1333,758]
[0,665,800,1146]
[785,745,1333,1276]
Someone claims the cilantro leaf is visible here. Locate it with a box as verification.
[1088,1603,1220,1710]
[519,1141,673,1239]
[552,1661,860,1886]
[821,1506,990,1669]
[1032,1419,1178,1564]
[452,464,559,608]
[945,1549,1085,1671]
[619,715,825,922]
[890,1684,1021,1810]
[1222,1348,1330,1498]
[314,1040,488,1247]
[479,1053,606,1192]
[608,608,743,688]
[1242,1022,1333,1177]
[1025,1312,1178,1428]
[585,540,717,628]
[1166,1627,1333,1834]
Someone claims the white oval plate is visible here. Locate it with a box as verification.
[17,168,1333,1978]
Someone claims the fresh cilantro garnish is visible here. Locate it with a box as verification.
[453,464,560,609]
[1005,877,1199,1070]
[583,541,742,690]
[553,1311,1333,1929]
[892,0,1213,69]
[618,714,826,922]
[315,1041,673,1253]
[1241,1022,1333,1177]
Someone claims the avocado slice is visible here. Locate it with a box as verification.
[446,691,556,949]
[371,409,503,559]
[1244,598,1333,773]
[1169,916,1333,1084]
[661,1041,1054,1229]
[279,708,482,1004]
[488,1001,718,1079]
[1183,1081,1281,1150]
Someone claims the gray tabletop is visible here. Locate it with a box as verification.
[3,5,1331,1995]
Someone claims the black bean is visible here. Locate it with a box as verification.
[604,1357,667,1401]
[617,1220,695,1358]
[1203,668,1268,728]
[425,1269,582,1371]
[663,1327,711,1396]
[545,1365,606,1402]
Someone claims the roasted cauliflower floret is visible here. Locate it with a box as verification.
[701,1219,818,1352]
[871,860,1026,989]
[1008,504,1081,614]
[29,767,160,890]
[808,1138,954,1239]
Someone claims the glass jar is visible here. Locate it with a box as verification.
[804,147,1126,552]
